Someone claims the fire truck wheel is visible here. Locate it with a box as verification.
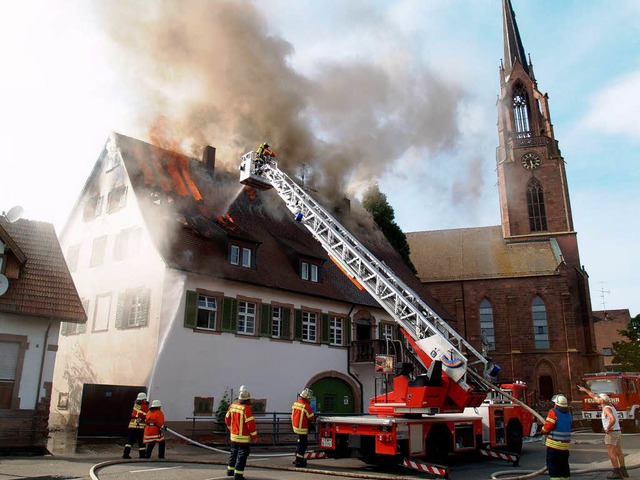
[425,425,452,464]
[506,420,523,454]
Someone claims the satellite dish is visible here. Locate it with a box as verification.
[0,274,9,297]
[4,206,24,223]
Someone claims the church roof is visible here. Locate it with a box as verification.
[502,0,530,77]
[0,218,87,323]
[109,133,450,319]
[406,225,562,282]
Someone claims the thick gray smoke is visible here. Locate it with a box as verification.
[97,0,464,201]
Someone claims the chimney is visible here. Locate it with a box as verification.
[203,145,216,175]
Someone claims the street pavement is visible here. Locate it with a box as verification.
[1,431,639,480]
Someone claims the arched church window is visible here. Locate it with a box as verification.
[527,179,547,232]
[532,296,549,349]
[479,299,495,353]
[512,82,531,138]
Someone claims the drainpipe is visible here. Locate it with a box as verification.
[345,304,364,412]
[37,320,52,407]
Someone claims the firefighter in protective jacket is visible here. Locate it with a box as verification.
[225,386,258,480]
[291,387,315,467]
[122,392,149,459]
[541,394,572,480]
[143,399,166,459]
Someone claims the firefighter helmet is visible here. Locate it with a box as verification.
[151,399,162,408]
[300,388,313,400]
[238,389,251,401]
[554,394,568,407]
[136,392,147,401]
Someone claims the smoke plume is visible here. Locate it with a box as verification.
[97,0,465,201]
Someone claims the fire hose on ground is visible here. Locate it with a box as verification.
[89,400,640,480]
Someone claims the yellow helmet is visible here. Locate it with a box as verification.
[150,399,162,408]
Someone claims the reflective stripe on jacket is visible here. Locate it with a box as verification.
[225,401,257,443]
[541,407,572,450]
[291,398,315,434]
[128,401,149,429]
[143,409,165,443]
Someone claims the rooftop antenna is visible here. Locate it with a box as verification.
[1,205,24,223]
[599,281,610,317]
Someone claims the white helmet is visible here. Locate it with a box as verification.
[151,399,162,408]
[136,392,147,401]
[554,394,568,407]
[300,388,313,400]
[238,389,251,401]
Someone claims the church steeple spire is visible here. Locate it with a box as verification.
[502,0,530,77]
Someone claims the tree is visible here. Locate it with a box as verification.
[612,314,640,371]
[362,184,417,274]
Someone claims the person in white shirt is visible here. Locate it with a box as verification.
[578,386,628,479]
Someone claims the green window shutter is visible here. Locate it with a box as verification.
[259,303,272,337]
[221,297,238,332]
[78,322,87,334]
[346,316,352,346]
[321,313,330,344]
[138,288,150,327]
[281,307,291,339]
[115,293,125,329]
[294,309,302,341]
[378,322,383,339]
[184,291,198,328]
[61,322,68,335]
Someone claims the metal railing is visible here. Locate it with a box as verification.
[184,411,366,446]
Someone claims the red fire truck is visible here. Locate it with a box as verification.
[580,372,640,433]
[240,151,539,476]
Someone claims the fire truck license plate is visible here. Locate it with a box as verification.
[321,438,333,448]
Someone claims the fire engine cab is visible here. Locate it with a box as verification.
[580,372,640,433]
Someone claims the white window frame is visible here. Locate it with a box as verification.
[381,323,394,341]
[272,306,282,338]
[241,247,252,267]
[302,311,317,343]
[330,316,343,346]
[230,245,240,265]
[301,261,319,282]
[197,295,217,330]
[237,301,256,335]
[127,290,147,327]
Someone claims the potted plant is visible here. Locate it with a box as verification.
[214,388,230,432]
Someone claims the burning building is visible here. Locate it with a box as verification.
[49,132,442,446]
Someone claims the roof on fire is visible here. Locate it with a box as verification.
[108,133,451,319]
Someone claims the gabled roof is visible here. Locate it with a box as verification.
[407,225,562,282]
[0,218,86,323]
[110,133,450,319]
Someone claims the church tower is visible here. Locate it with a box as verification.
[496,0,600,372]
[496,0,574,244]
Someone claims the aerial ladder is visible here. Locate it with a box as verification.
[239,150,500,415]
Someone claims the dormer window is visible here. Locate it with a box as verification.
[230,244,253,268]
[301,261,319,282]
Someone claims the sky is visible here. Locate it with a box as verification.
[0,0,638,316]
